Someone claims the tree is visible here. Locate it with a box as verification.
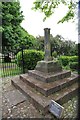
[35,34,77,56]
[50,34,63,55]
[32,0,77,23]
[36,35,44,51]
[15,27,37,51]
[1,1,24,55]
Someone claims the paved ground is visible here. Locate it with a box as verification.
[0,76,78,119]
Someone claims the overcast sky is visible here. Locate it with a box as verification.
[20,0,78,43]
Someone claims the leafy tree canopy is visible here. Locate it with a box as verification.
[36,34,78,56]
[1,1,24,54]
[15,27,37,50]
[32,0,78,23]
[1,1,37,55]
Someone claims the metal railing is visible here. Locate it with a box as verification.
[0,47,25,77]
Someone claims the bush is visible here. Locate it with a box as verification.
[16,49,44,70]
[69,56,78,62]
[69,62,78,71]
[52,51,57,58]
[58,56,70,66]
[59,55,78,67]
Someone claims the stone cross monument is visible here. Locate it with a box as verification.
[35,28,62,73]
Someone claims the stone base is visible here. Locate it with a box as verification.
[11,59,78,115]
[11,76,78,114]
[35,60,62,73]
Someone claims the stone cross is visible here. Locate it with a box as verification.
[44,28,52,61]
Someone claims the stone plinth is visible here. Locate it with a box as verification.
[35,60,62,74]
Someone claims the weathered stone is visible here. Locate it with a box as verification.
[44,28,52,61]
[4,89,26,107]
[28,70,71,83]
[20,74,78,97]
[11,76,78,114]
[35,60,62,73]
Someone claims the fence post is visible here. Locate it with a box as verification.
[22,46,25,74]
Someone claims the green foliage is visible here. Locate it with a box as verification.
[1,2,24,53]
[59,56,70,66]
[59,55,78,67]
[63,65,70,71]
[15,27,37,50]
[36,34,78,56]
[52,51,57,58]
[69,56,78,62]
[1,2,37,54]
[36,36,44,51]
[16,49,44,70]
[32,0,77,23]
[69,62,78,71]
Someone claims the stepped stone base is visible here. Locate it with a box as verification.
[11,59,78,115]
[28,70,71,83]
[11,76,78,114]
[20,74,78,97]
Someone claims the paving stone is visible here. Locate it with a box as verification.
[4,89,27,107]
[2,84,15,93]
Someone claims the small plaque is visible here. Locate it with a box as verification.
[49,100,64,118]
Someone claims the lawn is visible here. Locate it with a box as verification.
[0,62,22,77]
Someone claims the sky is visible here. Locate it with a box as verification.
[20,0,78,43]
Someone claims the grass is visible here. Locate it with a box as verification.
[0,62,22,77]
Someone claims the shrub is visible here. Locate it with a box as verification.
[69,62,78,71]
[58,56,70,66]
[59,55,78,67]
[69,56,78,62]
[16,49,44,70]
[52,51,57,58]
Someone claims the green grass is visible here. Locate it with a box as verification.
[0,62,22,77]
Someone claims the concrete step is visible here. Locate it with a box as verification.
[28,70,71,83]
[11,76,78,114]
[20,73,78,96]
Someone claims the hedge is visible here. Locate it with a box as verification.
[69,62,78,71]
[58,56,70,66]
[16,49,44,70]
[69,56,78,62]
[52,51,57,58]
[59,56,78,66]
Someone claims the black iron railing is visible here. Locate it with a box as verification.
[0,47,26,77]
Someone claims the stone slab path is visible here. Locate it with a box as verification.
[0,76,78,119]
[3,89,26,107]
